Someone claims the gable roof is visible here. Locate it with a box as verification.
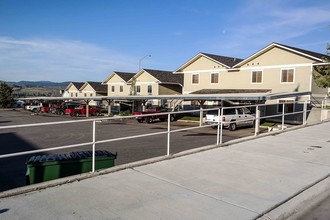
[115,72,135,82]
[233,42,330,68]
[102,71,135,84]
[175,52,243,72]
[80,81,107,93]
[65,82,84,91]
[143,69,183,85]
[200,53,244,68]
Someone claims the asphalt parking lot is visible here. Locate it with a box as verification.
[0,109,257,192]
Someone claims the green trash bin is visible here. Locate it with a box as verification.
[26,150,117,185]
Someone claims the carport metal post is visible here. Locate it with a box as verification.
[85,100,90,117]
[92,120,96,172]
[167,113,171,156]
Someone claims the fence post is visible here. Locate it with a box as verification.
[220,108,224,144]
[303,100,307,125]
[282,103,285,130]
[254,105,260,136]
[216,108,221,145]
[167,113,171,156]
[92,120,96,172]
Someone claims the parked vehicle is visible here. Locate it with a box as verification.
[62,103,81,115]
[70,105,101,117]
[132,106,177,123]
[205,107,255,131]
[25,103,43,113]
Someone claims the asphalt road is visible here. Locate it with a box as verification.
[0,109,257,192]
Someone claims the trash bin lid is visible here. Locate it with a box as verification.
[26,150,117,164]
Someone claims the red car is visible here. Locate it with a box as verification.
[70,105,101,117]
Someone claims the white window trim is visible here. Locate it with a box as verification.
[251,70,263,84]
[210,72,220,84]
[277,99,295,113]
[119,85,123,93]
[280,68,295,84]
[192,73,199,85]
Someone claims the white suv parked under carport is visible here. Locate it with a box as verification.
[205,107,255,131]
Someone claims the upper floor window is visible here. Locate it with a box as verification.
[135,85,141,94]
[111,86,115,92]
[84,93,87,97]
[192,74,199,84]
[252,70,262,83]
[75,93,78,97]
[281,69,294,83]
[210,73,219,84]
[70,92,73,97]
[147,85,152,95]
[120,86,123,93]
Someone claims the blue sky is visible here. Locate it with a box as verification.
[0,0,329,82]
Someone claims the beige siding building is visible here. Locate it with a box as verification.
[79,81,107,106]
[176,43,329,102]
[128,69,183,106]
[62,82,84,98]
[102,71,134,96]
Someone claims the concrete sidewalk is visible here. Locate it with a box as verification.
[1,122,330,220]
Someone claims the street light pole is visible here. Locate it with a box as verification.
[139,54,151,71]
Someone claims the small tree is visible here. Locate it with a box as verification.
[0,82,14,108]
[313,43,330,90]
[129,77,137,95]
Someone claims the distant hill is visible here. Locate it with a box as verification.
[5,81,70,87]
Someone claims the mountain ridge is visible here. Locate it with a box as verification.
[3,80,70,87]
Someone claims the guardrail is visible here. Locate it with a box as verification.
[0,99,329,174]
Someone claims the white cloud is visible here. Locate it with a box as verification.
[211,2,330,57]
[0,36,138,82]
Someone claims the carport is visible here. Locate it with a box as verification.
[19,91,311,119]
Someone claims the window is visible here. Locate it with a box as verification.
[211,73,219,84]
[111,86,115,92]
[70,92,73,97]
[75,93,78,97]
[120,86,123,93]
[192,74,199,84]
[252,70,262,83]
[147,85,152,94]
[84,93,87,97]
[281,69,294,83]
[278,99,294,113]
[135,85,141,94]
[90,93,93,97]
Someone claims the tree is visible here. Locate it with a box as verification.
[129,77,137,95]
[313,43,330,90]
[313,59,330,89]
[0,82,14,108]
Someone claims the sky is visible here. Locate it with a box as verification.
[0,0,329,82]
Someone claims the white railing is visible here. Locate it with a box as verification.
[0,100,329,173]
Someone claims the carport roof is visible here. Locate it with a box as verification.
[18,91,311,102]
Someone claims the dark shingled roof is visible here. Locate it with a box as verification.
[191,89,272,94]
[86,81,107,93]
[71,82,84,90]
[114,72,135,82]
[276,43,330,60]
[143,69,183,85]
[201,53,244,68]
